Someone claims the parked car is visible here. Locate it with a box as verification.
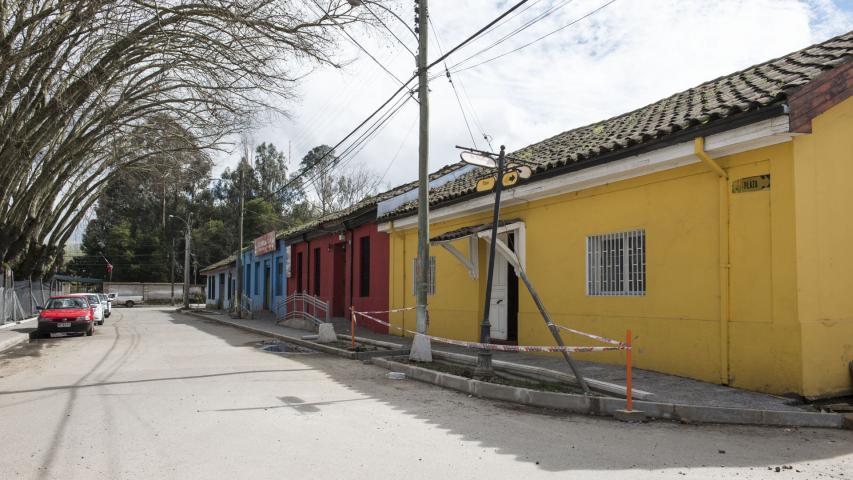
[69,293,105,325]
[36,296,95,337]
[108,292,143,308]
[98,293,111,317]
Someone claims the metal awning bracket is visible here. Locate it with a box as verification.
[439,236,479,279]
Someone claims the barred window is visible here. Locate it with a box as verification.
[412,256,436,296]
[587,229,645,296]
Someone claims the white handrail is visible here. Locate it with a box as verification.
[280,293,329,325]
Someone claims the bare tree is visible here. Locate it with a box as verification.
[0,0,387,277]
[299,144,380,216]
[334,164,381,210]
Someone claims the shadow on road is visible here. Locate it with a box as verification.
[165,308,853,473]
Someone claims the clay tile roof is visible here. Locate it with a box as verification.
[200,253,236,274]
[280,161,467,240]
[380,30,853,221]
[430,219,523,243]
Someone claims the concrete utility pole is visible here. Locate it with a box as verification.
[415,0,430,334]
[170,238,176,305]
[168,214,192,309]
[235,163,244,316]
[183,213,192,309]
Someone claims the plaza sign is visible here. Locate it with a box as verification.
[253,231,276,256]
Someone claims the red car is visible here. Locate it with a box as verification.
[37,296,95,338]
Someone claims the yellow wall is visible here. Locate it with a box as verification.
[793,96,853,398]
[387,100,851,397]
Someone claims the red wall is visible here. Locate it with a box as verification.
[286,223,389,333]
[351,223,390,333]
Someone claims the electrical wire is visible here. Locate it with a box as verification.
[449,0,576,72]
[308,0,411,88]
[429,16,478,149]
[361,1,416,57]
[265,0,533,202]
[449,0,618,75]
[377,115,418,185]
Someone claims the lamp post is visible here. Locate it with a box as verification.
[169,213,192,309]
[457,145,590,391]
[459,146,505,378]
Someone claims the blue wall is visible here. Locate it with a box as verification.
[205,268,236,310]
[240,238,287,312]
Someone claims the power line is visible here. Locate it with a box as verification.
[450,0,577,72]
[446,67,479,149]
[266,0,533,202]
[308,0,411,89]
[297,78,415,197]
[362,1,416,57]
[378,115,418,185]
[450,0,618,75]
[429,16,478,149]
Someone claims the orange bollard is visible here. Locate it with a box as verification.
[625,329,633,412]
[351,306,356,349]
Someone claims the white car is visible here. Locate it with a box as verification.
[98,293,111,317]
[70,293,105,325]
[108,292,143,308]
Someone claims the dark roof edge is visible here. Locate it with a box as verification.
[285,206,378,243]
[380,102,787,222]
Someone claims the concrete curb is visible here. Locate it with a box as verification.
[0,319,35,353]
[183,311,409,360]
[373,356,846,430]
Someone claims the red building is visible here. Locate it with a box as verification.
[286,219,389,332]
[284,164,470,333]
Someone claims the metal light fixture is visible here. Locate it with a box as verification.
[460,151,496,168]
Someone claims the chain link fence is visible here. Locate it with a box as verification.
[1,280,65,325]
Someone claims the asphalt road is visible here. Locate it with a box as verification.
[0,307,850,479]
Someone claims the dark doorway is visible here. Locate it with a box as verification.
[332,243,346,317]
[296,252,303,293]
[507,233,519,342]
[263,262,271,310]
[218,274,224,309]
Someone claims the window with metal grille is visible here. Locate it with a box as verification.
[412,256,436,296]
[586,229,645,296]
[359,236,370,297]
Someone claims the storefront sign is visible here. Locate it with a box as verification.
[253,231,276,256]
[732,174,771,194]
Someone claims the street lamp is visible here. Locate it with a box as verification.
[169,213,192,309]
[457,145,590,392]
[459,146,507,379]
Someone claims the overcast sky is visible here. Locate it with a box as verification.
[225,0,852,191]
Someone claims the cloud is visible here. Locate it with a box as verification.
[233,0,852,189]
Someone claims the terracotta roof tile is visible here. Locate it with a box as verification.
[379,31,852,220]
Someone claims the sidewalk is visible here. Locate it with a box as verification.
[188,309,810,413]
[0,318,36,353]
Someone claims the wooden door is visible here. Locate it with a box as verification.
[489,233,509,340]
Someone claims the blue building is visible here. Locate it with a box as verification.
[201,231,288,314]
[200,254,236,310]
[240,231,288,313]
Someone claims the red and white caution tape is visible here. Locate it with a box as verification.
[356,306,416,315]
[553,325,626,347]
[424,334,626,353]
[352,310,628,353]
[354,310,404,332]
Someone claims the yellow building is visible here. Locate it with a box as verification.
[378,32,853,399]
